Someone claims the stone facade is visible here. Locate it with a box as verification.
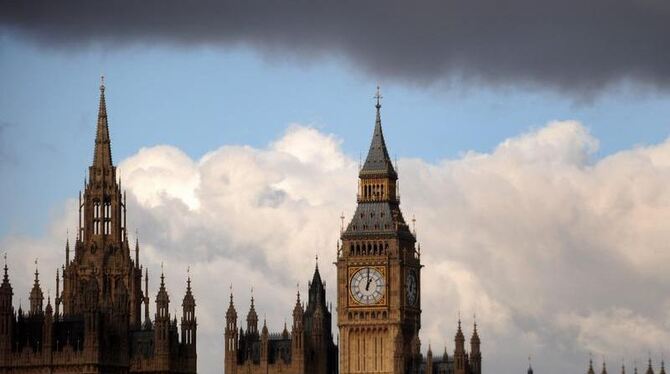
[336,90,482,374]
[223,266,338,374]
[0,80,197,374]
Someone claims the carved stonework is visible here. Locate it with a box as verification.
[0,80,197,374]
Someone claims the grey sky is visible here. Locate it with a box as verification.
[2,0,670,96]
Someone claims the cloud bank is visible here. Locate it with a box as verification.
[3,122,670,373]
[2,1,670,96]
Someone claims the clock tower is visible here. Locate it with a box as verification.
[337,89,422,374]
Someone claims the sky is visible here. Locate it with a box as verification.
[2,2,670,374]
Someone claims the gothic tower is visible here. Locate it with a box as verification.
[292,289,305,372]
[155,269,171,361]
[470,321,481,374]
[0,79,197,374]
[224,291,238,374]
[454,320,467,374]
[0,259,13,365]
[337,88,422,374]
[181,271,197,369]
[61,78,144,330]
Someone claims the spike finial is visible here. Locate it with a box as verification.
[160,262,165,286]
[374,85,383,109]
[186,265,191,290]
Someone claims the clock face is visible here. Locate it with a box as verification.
[350,267,385,305]
[406,269,418,306]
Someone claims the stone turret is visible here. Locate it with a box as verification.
[0,257,13,363]
[29,262,44,315]
[292,289,305,372]
[470,320,481,374]
[155,268,170,359]
[224,290,238,374]
[247,294,259,337]
[454,319,467,374]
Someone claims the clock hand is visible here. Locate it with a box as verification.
[365,269,372,291]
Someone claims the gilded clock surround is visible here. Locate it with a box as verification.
[348,266,388,306]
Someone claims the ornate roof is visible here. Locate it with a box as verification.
[360,94,397,179]
[93,77,113,168]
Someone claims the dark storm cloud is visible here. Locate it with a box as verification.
[2,0,670,95]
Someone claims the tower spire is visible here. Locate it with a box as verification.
[160,262,165,288]
[93,75,113,168]
[360,85,396,178]
[135,233,140,265]
[1,252,11,293]
[186,266,191,291]
[29,258,44,314]
[2,253,7,283]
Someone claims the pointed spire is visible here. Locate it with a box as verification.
[65,232,70,265]
[262,317,268,336]
[0,253,11,297]
[29,258,44,314]
[182,265,194,312]
[247,288,258,334]
[144,267,151,328]
[455,315,465,354]
[135,233,140,265]
[282,320,289,339]
[293,284,304,321]
[226,285,237,323]
[2,252,8,285]
[55,267,60,315]
[44,295,53,317]
[93,75,113,168]
[160,262,165,288]
[311,255,323,288]
[528,355,534,374]
[186,266,191,292]
[360,86,396,178]
[471,315,480,344]
[603,360,609,374]
[647,357,655,374]
[660,360,666,374]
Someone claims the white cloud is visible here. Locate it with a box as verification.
[3,122,670,374]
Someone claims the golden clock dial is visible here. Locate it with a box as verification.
[350,267,385,305]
